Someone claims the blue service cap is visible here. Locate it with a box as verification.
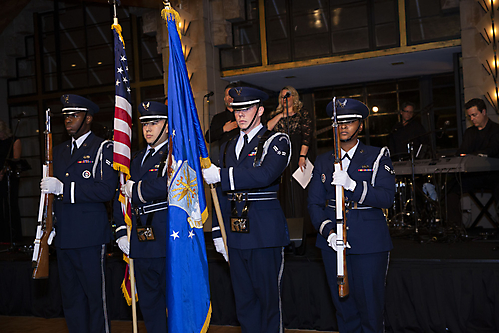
[229,87,268,110]
[326,98,369,123]
[60,94,99,115]
[138,101,168,123]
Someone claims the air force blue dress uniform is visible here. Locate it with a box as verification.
[308,99,395,333]
[211,87,291,333]
[114,101,168,333]
[53,94,118,333]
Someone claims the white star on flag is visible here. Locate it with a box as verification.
[116,80,120,86]
[171,230,180,240]
[117,67,123,74]
[123,77,128,83]
[188,230,195,239]
[120,55,127,61]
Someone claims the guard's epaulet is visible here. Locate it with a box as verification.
[253,131,291,168]
[92,139,114,179]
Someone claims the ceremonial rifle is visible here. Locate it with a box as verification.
[332,98,349,297]
[32,109,54,279]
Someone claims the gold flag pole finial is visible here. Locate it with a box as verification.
[161,0,182,39]
[110,0,125,47]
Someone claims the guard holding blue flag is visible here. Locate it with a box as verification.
[308,99,395,333]
[203,87,291,333]
[115,101,169,333]
[40,94,118,333]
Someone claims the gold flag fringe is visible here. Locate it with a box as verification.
[161,5,182,40]
[111,23,125,48]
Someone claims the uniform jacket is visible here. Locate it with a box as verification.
[308,141,395,254]
[212,127,291,249]
[53,132,118,249]
[115,144,168,258]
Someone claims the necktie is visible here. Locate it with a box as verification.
[239,134,249,159]
[242,134,249,151]
[71,141,78,157]
[341,153,350,170]
[142,148,155,166]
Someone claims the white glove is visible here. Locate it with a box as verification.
[120,180,135,198]
[213,237,228,262]
[116,235,130,256]
[41,177,64,195]
[47,229,56,245]
[202,164,221,184]
[332,170,357,191]
[327,232,351,252]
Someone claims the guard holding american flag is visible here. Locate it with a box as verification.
[115,100,169,333]
[308,98,395,333]
[40,94,118,333]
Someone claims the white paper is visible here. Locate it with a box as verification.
[292,158,314,189]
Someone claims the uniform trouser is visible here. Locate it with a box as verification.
[229,247,285,333]
[322,250,390,333]
[56,244,109,333]
[134,257,167,333]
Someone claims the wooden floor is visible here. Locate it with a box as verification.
[1,316,336,333]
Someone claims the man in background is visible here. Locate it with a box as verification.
[388,102,428,160]
[447,98,499,231]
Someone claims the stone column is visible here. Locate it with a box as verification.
[461,0,499,124]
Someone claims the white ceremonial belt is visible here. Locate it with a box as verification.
[133,201,168,215]
[327,201,373,210]
[228,191,278,202]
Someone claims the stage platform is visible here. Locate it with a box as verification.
[0,231,498,333]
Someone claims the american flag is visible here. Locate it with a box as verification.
[111,21,134,305]
[112,23,132,174]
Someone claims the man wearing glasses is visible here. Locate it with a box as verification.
[388,102,428,160]
[203,87,291,333]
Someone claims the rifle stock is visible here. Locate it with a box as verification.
[332,97,349,298]
[32,109,53,279]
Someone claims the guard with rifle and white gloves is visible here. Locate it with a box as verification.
[202,87,291,333]
[40,94,118,333]
[113,101,169,333]
[308,98,395,333]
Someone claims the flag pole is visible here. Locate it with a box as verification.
[209,185,229,264]
[111,0,138,331]
[126,218,138,333]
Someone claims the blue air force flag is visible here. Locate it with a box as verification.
[163,7,211,333]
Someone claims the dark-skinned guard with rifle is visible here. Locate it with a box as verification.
[39,94,118,333]
[308,98,395,333]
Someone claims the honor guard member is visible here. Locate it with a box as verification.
[308,99,395,333]
[115,101,169,333]
[40,94,118,333]
[203,87,291,333]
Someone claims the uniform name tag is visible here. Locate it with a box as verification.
[137,226,156,242]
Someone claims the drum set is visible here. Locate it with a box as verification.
[387,174,446,240]
[386,146,462,242]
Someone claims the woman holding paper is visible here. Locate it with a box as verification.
[267,86,311,219]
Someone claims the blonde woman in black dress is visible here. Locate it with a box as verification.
[267,86,311,219]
